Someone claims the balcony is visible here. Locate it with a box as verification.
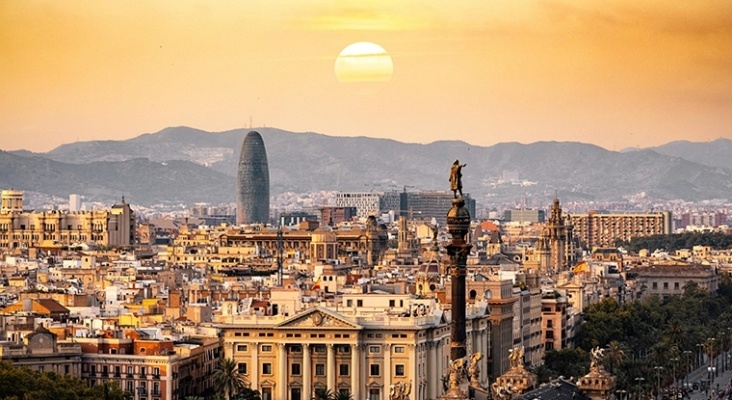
[152,374,160,380]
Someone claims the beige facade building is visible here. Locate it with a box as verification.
[632,263,720,300]
[220,300,491,400]
[569,211,672,248]
[0,190,135,251]
[0,324,82,376]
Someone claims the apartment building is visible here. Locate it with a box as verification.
[569,211,672,248]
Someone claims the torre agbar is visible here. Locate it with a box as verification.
[236,131,270,225]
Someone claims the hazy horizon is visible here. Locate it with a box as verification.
[4,124,729,154]
[2,1,731,152]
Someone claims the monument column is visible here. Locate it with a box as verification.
[303,344,311,399]
[447,196,470,361]
[440,160,472,400]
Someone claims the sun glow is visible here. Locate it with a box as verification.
[334,42,393,94]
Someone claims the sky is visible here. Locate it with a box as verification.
[1,0,731,152]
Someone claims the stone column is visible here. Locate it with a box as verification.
[447,198,471,362]
[303,344,311,400]
[278,344,287,400]
[361,345,368,399]
[383,344,392,394]
[327,344,336,392]
[408,344,417,400]
[351,344,360,400]
[251,342,259,390]
[427,342,437,400]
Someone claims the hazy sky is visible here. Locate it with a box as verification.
[2,1,731,152]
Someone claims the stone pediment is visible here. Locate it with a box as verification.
[276,307,361,330]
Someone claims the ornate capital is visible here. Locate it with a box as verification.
[383,344,392,351]
[276,343,285,350]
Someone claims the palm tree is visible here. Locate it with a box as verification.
[232,388,262,400]
[667,322,685,348]
[213,358,246,400]
[332,391,354,400]
[605,340,627,373]
[312,388,335,400]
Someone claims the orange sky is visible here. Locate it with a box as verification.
[1,1,731,152]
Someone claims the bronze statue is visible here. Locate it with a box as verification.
[450,160,467,199]
[449,357,468,389]
[589,346,605,371]
[469,352,484,388]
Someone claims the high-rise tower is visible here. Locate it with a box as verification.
[236,131,270,225]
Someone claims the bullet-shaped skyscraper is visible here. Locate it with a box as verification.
[236,131,270,225]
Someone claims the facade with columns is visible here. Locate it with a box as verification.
[0,190,135,250]
[220,303,491,400]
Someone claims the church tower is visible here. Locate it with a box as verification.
[546,197,568,271]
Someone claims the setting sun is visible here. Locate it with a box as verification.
[334,42,393,95]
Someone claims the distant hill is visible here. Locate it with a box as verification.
[649,139,732,170]
[3,127,732,206]
[0,150,234,205]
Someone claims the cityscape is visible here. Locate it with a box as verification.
[2,2,732,400]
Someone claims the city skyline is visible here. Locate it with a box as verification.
[2,1,731,152]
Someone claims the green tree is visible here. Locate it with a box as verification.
[312,388,335,400]
[543,347,589,379]
[0,362,130,400]
[531,364,553,384]
[604,341,627,373]
[213,358,246,400]
[332,391,354,400]
[231,388,262,400]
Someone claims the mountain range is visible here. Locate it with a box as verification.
[4,127,732,207]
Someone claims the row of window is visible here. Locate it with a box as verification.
[650,281,682,290]
[237,361,407,377]
[87,365,161,377]
[236,344,406,354]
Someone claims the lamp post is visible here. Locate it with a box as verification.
[684,350,693,390]
[636,377,646,400]
[698,343,706,368]
[728,328,732,373]
[654,366,664,400]
[707,366,716,400]
[616,390,628,400]
[670,357,679,390]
